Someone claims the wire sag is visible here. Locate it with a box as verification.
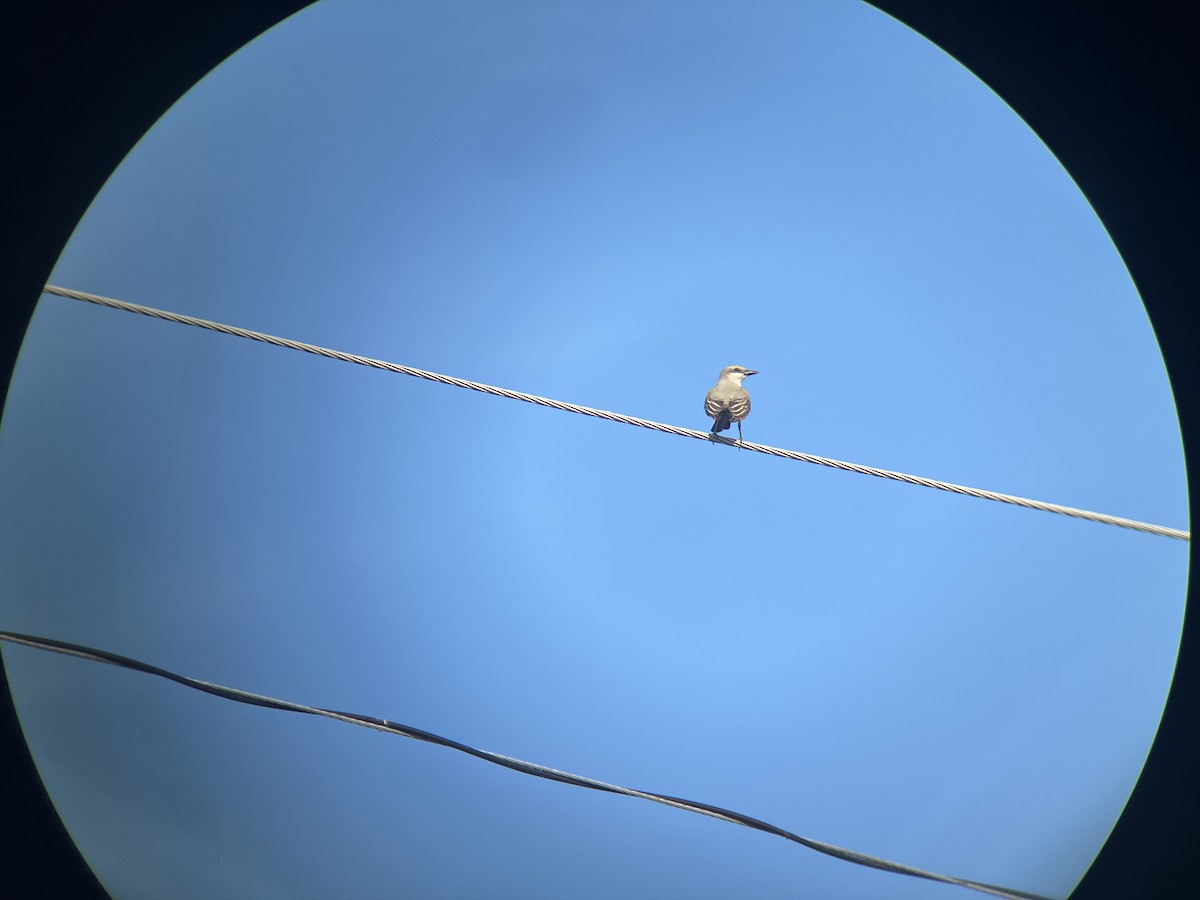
[1,631,1055,900]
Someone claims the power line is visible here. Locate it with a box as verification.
[0,630,1055,900]
[41,284,1189,541]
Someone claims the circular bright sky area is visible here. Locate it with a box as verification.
[0,1,1189,898]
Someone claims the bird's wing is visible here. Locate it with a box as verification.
[727,392,751,421]
[704,390,725,418]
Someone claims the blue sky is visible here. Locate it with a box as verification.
[0,1,1189,898]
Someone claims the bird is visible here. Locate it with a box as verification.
[705,365,758,446]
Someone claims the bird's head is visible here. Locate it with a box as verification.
[719,365,759,384]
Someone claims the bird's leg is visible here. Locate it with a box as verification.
[737,420,743,449]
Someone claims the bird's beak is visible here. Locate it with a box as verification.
[746,370,759,376]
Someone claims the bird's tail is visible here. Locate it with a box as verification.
[711,409,732,433]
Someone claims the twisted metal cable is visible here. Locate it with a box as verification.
[41,284,1189,541]
[0,630,1054,900]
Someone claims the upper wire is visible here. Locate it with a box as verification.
[39,284,1190,541]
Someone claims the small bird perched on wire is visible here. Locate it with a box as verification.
[705,365,758,446]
